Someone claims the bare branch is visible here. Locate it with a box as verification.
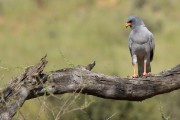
[0,55,180,119]
[85,61,96,71]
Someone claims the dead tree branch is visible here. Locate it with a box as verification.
[0,55,180,120]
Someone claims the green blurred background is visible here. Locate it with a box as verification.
[0,0,180,120]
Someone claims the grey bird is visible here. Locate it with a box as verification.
[125,16,155,77]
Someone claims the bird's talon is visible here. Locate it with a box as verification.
[142,72,152,78]
[141,72,147,78]
[143,72,147,76]
[147,72,151,75]
[142,75,147,78]
[129,74,138,78]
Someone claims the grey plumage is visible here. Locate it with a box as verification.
[126,16,155,76]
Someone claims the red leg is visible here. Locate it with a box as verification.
[131,64,138,78]
[143,61,147,76]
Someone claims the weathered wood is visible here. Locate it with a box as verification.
[0,55,48,120]
[0,55,180,120]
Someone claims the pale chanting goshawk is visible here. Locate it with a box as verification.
[125,16,155,78]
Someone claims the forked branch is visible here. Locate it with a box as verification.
[0,55,180,120]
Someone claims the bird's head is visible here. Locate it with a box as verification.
[125,16,145,29]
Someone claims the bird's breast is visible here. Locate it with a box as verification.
[131,34,149,44]
[132,42,150,58]
[130,27,149,44]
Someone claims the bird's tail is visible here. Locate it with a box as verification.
[138,60,151,76]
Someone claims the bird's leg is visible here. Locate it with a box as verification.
[131,64,137,78]
[143,60,147,76]
[130,55,138,78]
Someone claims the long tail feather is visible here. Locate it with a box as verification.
[138,60,144,76]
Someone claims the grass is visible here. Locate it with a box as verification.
[0,0,179,120]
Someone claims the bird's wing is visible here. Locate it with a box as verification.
[128,36,133,57]
[149,33,155,62]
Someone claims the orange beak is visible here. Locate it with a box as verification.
[125,22,131,28]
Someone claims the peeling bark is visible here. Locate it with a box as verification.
[0,55,180,120]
